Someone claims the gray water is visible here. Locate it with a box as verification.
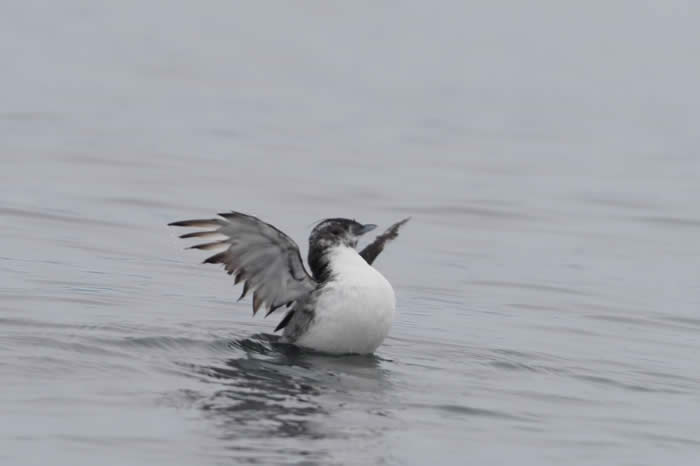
[2,2,700,465]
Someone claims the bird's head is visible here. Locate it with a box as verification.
[309,218,376,250]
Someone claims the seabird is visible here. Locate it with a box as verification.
[169,211,409,354]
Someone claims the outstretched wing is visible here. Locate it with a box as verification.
[359,217,411,265]
[169,211,317,316]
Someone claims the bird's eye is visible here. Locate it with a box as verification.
[331,228,343,236]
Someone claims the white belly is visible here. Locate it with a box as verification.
[296,247,396,354]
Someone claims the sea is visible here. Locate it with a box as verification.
[2,2,699,465]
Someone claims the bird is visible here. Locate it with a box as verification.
[169,211,410,354]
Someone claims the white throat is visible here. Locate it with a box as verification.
[326,245,373,278]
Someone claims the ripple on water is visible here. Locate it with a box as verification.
[158,333,394,463]
[0,207,132,229]
[570,374,687,395]
[635,216,700,230]
[433,404,537,422]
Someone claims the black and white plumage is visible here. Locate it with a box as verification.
[169,211,409,354]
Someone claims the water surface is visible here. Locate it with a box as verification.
[2,2,700,465]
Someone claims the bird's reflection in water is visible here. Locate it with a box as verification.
[181,333,391,461]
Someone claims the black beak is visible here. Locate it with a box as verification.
[357,224,377,235]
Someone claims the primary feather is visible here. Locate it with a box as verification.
[169,212,316,316]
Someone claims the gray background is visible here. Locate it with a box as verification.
[2,2,699,465]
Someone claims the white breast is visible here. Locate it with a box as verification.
[295,246,396,354]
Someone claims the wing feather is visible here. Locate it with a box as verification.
[359,217,411,265]
[170,211,317,316]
